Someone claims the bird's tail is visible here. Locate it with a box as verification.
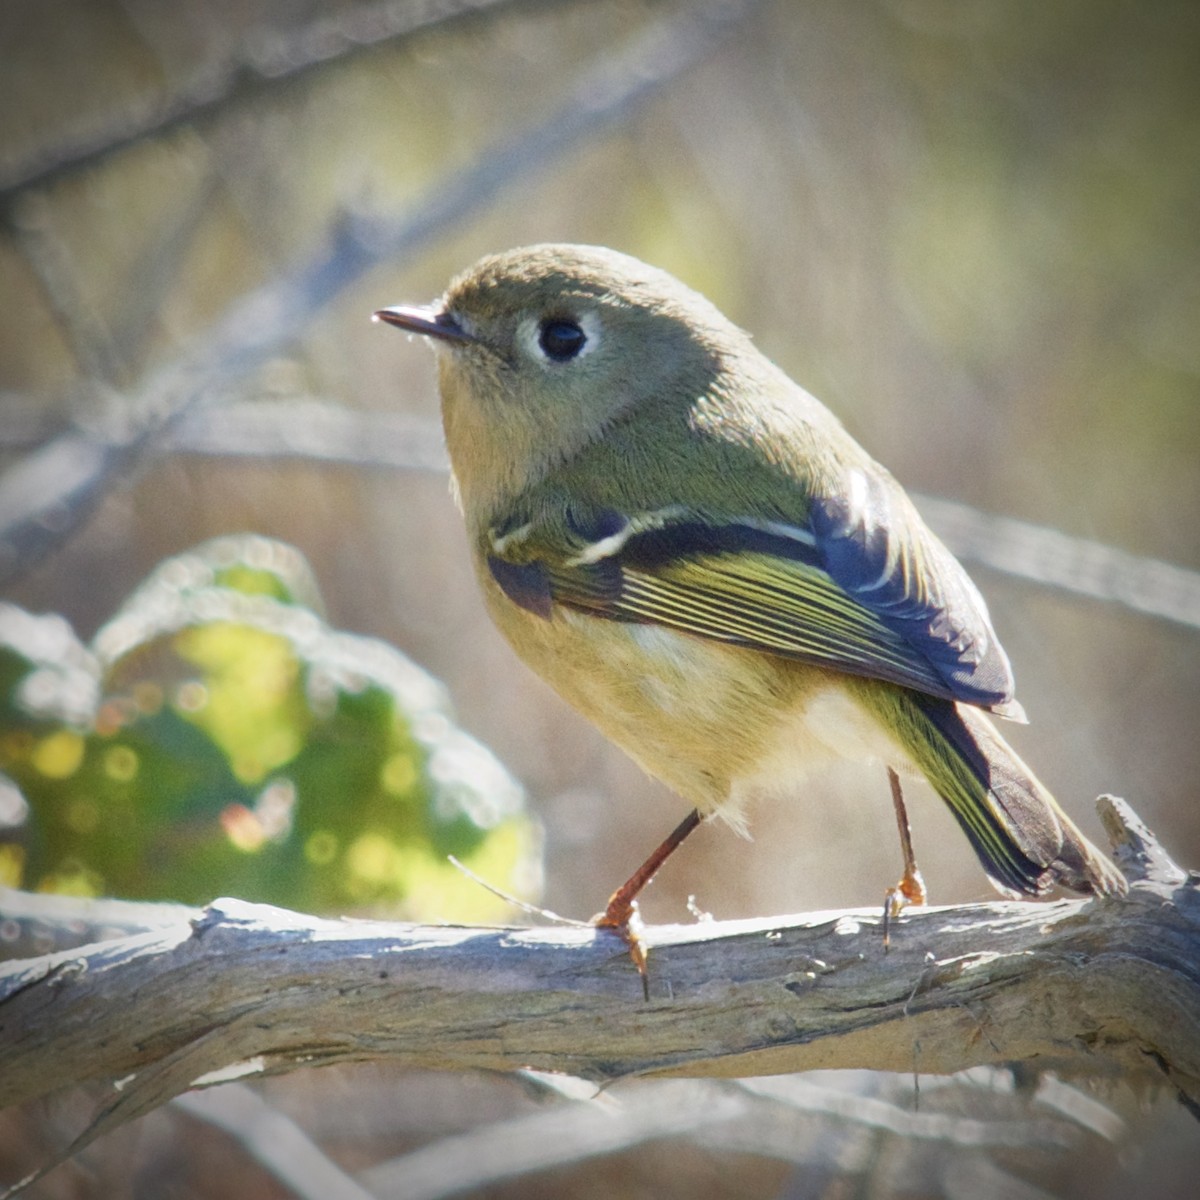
[865,686,1126,898]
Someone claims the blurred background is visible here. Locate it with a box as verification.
[1,0,1198,1196]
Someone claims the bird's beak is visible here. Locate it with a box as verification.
[373,304,475,344]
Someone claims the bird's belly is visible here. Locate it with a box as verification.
[488,591,914,829]
[728,683,918,827]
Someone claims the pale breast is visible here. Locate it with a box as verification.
[482,570,910,831]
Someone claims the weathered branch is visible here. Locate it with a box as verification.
[1,796,1197,1194]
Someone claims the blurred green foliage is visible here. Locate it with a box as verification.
[0,535,541,920]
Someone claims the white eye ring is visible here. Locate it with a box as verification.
[518,310,602,366]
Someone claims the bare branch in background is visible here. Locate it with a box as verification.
[356,1073,1091,1200]
[8,198,130,386]
[912,493,1200,635]
[1,798,1196,1195]
[0,0,763,587]
[0,0,564,204]
[173,1085,378,1200]
[8,396,1196,633]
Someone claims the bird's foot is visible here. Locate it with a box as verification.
[882,867,927,949]
[590,808,704,998]
[593,895,650,999]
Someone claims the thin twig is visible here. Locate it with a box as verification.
[447,854,589,927]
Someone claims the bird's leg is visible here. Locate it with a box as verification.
[595,807,703,988]
[883,767,927,948]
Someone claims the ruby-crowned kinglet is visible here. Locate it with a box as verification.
[375,244,1124,940]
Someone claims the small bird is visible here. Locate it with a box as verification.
[375,244,1124,964]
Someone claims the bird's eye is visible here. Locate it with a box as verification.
[537,318,587,362]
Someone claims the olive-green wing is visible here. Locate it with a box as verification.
[486,469,1020,715]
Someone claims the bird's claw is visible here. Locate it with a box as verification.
[594,898,650,999]
[883,866,927,949]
